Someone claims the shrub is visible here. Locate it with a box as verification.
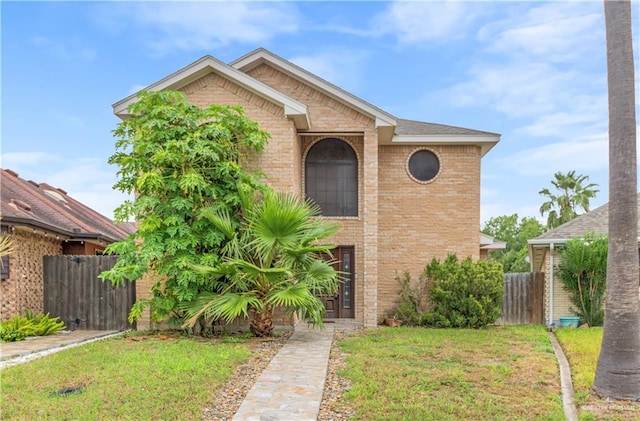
[0,310,66,342]
[389,270,431,326]
[422,255,504,328]
[556,233,607,326]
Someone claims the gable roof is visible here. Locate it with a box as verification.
[528,193,640,271]
[112,55,310,129]
[113,47,500,155]
[0,169,130,243]
[231,48,397,140]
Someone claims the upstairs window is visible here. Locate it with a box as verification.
[305,138,358,216]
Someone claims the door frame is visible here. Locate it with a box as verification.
[321,246,355,319]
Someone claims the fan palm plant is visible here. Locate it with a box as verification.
[181,189,341,337]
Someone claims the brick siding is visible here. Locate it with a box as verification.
[1,228,62,320]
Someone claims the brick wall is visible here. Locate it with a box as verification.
[542,248,577,324]
[1,228,62,320]
[62,241,105,255]
[377,145,481,320]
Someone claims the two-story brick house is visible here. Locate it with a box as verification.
[113,48,500,328]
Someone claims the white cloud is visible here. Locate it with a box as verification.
[1,152,62,168]
[479,3,602,62]
[1,153,129,220]
[289,49,371,91]
[499,136,609,177]
[31,36,96,61]
[128,84,147,95]
[120,2,300,54]
[372,1,482,44]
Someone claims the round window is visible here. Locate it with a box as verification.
[407,149,440,183]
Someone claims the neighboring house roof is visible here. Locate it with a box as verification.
[0,169,130,243]
[113,47,500,156]
[480,232,507,251]
[528,193,640,271]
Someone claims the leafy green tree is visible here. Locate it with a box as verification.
[594,0,640,400]
[539,171,599,228]
[181,190,341,337]
[557,234,608,326]
[101,90,270,325]
[482,214,546,272]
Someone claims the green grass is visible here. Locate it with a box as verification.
[339,325,564,421]
[555,327,640,420]
[554,327,603,405]
[0,332,251,420]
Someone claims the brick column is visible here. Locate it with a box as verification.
[362,129,378,328]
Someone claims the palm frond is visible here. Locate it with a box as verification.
[200,207,236,240]
[181,291,262,327]
[266,282,317,308]
[0,235,14,258]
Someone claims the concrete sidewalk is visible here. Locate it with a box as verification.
[233,324,335,421]
[0,330,119,368]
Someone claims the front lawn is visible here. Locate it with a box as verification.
[0,331,251,420]
[555,328,640,420]
[338,325,564,421]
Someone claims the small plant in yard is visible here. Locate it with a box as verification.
[0,310,66,342]
[557,233,607,326]
[422,255,503,328]
[388,270,431,326]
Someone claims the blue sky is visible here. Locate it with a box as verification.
[2,1,639,225]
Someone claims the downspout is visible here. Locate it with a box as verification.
[549,242,555,326]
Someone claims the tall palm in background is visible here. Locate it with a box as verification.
[539,170,599,229]
[181,190,341,337]
[593,0,640,399]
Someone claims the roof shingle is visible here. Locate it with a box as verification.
[0,169,130,242]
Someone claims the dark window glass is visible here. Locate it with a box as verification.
[305,138,358,216]
[0,255,9,279]
[408,150,440,182]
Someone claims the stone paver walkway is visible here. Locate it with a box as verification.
[233,323,335,421]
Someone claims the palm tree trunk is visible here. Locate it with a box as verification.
[593,0,640,400]
[249,305,274,337]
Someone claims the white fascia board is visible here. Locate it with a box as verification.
[113,56,310,129]
[391,135,500,157]
[528,237,640,246]
[527,239,568,246]
[480,242,507,250]
[231,50,396,130]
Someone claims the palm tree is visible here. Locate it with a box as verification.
[181,189,341,337]
[539,170,599,228]
[593,0,640,399]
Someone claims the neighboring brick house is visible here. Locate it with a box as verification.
[528,193,640,325]
[0,169,131,319]
[113,48,501,328]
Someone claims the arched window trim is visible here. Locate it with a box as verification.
[304,137,359,217]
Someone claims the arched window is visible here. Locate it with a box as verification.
[305,138,358,216]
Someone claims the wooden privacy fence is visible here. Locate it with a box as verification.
[43,255,135,331]
[501,272,545,325]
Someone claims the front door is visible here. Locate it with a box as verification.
[322,246,355,319]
